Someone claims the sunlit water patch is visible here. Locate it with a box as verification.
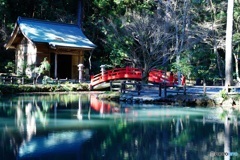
[19,130,93,159]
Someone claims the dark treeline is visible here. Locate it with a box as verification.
[1,0,240,83]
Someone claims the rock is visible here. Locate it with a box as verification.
[221,98,234,107]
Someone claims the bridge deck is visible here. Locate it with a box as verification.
[90,67,178,89]
[90,67,142,87]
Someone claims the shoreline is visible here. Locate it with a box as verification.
[1,83,240,110]
[96,90,240,111]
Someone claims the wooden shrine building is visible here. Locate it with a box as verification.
[4,16,96,79]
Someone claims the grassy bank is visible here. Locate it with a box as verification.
[0,83,90,94]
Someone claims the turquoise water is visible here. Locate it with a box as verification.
[0,93,239,160]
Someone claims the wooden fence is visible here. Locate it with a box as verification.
[119,81,240,97]
[0,76,79,85]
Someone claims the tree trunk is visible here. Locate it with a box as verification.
[225,0,234,86]
[233,53,240,81]
[209,0,224,81]
[211,1,223,78]
[174,0,189,85]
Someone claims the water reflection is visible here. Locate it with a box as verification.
[224,116,230,160]
[0,93,239,159]
[0,93,93,159]
[25,102,36,141]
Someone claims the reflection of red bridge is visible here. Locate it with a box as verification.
[90,96,111,113]
[90,67,177,89]
[90,96,119,113]
[90,96,129,114]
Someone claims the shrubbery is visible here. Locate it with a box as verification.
[0,83,90,94]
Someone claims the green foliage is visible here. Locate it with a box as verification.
[33,57,50,83]
[92,0,155,68]
[106,34,131,66]
[97,91,121,101]
[171,56,193,77]
[34,57,50,75]
[0,83,90,95]
[232,94,240,101]
[0,51,15,73]
[219,109,229,120]
[171,44,220,80]
[219,89,228,100]
[4,62,15,73]
[170,130,191,147]
[0,84,20,94]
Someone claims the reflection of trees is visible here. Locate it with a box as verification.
[13,93,91,138]
[219,108,240,160]
[80,112,240,160]
[1,127,23,159]
[224,116,230,160]
[0,93,90,159]
[16,102,24,133]
[2,93,89,108]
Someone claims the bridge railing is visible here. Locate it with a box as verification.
[90,67,142,87]
[148,69,178,86]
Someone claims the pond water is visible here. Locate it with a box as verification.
[0,93,239,160]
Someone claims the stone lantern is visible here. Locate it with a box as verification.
[78,64,84,82]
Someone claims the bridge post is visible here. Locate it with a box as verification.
[137,81,141,95]
[184,84,186,95]
[203,81,206,94]
[110,81,113,91]
[89,84,93,91]
[78,64,84,83]
[159,83,162,97]
[121,81,126,93]
[164,83,167,97]
[100,64,107,76]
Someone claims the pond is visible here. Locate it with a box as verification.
[0,93,239,160]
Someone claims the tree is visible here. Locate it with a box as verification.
[232,1,240,82]
[225,0,234,86]
[101,0,203,82]
[162,0,193,84]
[33,58,50,84]
[200,0,226,80]
[101,12,174,80]
[124,13,173,80]
[182,0,227,84]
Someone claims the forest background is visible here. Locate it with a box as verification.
[0,0,240,85]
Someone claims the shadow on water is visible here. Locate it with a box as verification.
[0,93,239,160]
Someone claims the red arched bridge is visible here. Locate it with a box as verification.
[90,67,178,89]
[148,69,178,85]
